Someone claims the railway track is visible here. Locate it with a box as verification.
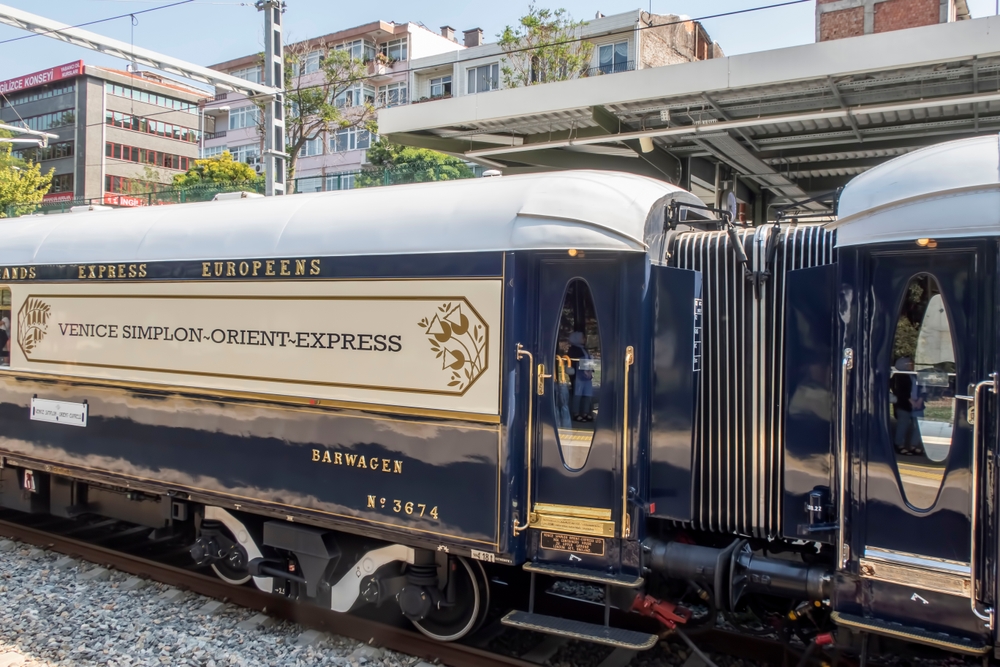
[0,513,824,667]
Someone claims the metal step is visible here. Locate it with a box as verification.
[501,610,658,650]
[524,561,643,588]
[831,612,989,655]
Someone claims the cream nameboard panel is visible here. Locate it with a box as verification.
[11,279,502,415]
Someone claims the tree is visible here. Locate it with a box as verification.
[0,132,53,218]
[282,40,378,190]
[497,4,593,88]
[172,151,259,188]
[357,141,475,187]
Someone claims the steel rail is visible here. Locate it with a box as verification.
[0,518,535,667]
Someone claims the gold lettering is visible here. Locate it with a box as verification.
[202,262,211,277]
[265,260,275,276]
[107,264,116,278]
[78,266,86,279]
[214,262,223,277]
[226,262,236,277]
[28,267,35,279]
[239,261,249,276]
[252,261,261,276]
[295,259,306,276]
[394,461,403,474]
[139,264,147,278]
[128,264,137,278]
[382,459,391,473]
[88,265,97,279]
[322,451,332,463]
[345,453,358,467]
[1,268,8,280]
[311,449,320,462]
[334,452,343,465]
[280,259,290,276]
[367,495,376,508]
[358,456,367,469]
[98,265,106,279]
[369,456,379,470]
[118,264,126,279]
[309,258,321,275]
[18,267,27,279]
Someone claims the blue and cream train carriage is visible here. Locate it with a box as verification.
[0,136,998,656]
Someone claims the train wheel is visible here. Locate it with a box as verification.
[411,557,490,642]
[209,526,252,586]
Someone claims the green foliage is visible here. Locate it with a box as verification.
[172,151,260,188]
[283,43,377,188]
[357,141,474,187]
[497,4,593,88]
[0,132,54,218]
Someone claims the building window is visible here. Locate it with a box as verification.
[0,287,10,366]
[334,84,375,108]
[429,75,452,98]
[50,173,74,193]
[335,39,375,62]
[330,127,372,153]
[105,142,190,171]
[14,141,73,162]
[2,82,75,108]
[296,176,323,193]
[229,143,261,164]
[299,135,324,158]
[17,110,75,133]
[379,37,408,62]
[105,175,161,194]
[467,64,499,94]
[231,66,261,83]
[597,41,629,74]
[203,145,227,158]
[228,105,260,130]
[326,173,355,190]
[292,50,323,77]
[377,82,407,108]
[105,82,197,114]
[105,111,199,143]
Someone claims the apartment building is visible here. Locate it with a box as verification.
[203,21,463,192]
[408,10,722,105]
[0,61,205,206]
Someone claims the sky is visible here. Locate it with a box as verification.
[0,0,997,86]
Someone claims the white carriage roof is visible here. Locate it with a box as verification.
[830,134,1000,247]
[0,171,703,265]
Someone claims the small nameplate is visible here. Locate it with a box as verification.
[30,398,88,427]
[540,532,606,556]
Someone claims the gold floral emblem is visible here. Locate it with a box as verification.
[18,297,51,356]
[419,301,488,392]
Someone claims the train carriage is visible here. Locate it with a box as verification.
[0,135,997,657]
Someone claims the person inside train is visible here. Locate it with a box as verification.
[890,356,925,456]
[568,331,594,422]
[0,317,9,367]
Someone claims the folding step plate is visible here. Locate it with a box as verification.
[831,612,989,655]
[501,611,658,650]
[523,562,644,588]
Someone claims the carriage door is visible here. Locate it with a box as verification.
[526,257,632,565]
[847,243,994,632]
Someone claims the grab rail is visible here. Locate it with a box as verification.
[969,373,996,629]
[622,345,635,540]
[837,348,853,569]
[513,343,535,536]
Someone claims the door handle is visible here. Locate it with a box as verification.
[513,344,535,536]
[622,345,635,540]
[968,373,996,629]
[837,348,853,569]
[537,363,552,396]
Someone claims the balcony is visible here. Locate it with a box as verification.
[205,130,227,140]
[214,92,228,101]
[367,59,396,82]
[585,60,636,77]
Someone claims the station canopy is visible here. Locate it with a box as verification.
[380,16,1000,219]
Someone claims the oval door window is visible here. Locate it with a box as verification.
[888,274,955,510]
[553,279,602,471]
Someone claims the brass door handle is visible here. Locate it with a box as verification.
[513,344,535,536]
[537,363,552,396]
[622,345,634,539]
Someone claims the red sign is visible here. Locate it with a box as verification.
[103,193,146,208]
[42,192,75,204]
[0,61,84,96]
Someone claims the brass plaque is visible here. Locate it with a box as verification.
[540,531,606,556]
[531,512,616,537]
[859,558,971,598]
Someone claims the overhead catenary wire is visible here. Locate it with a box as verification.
[0,0,195,46]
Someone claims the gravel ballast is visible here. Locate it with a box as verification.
[0,538,428,667]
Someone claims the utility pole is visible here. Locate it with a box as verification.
[256,0,286,196]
